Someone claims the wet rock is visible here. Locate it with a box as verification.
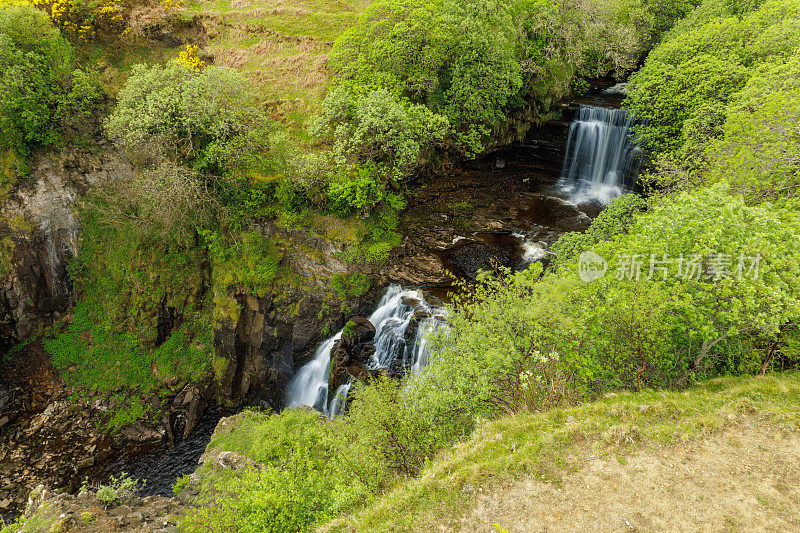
[340,317,376,354]
[76,457,95,471]
[329,317,378,394]
[214,288,375,409]
[603,82,629,95]
[441,240,517,280]
[118,425,164,446]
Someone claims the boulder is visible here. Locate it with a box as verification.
[329,317,378,395]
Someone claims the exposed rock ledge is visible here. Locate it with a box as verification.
[0,146,134,346]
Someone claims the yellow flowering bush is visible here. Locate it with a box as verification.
[29,0,126,40]
[175,44,206,72]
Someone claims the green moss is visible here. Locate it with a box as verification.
[0,236,15,279]
[330,273,371,301]
[46,302,216,430]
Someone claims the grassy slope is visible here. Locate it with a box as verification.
[183,0,370,126]
[321,373,800,531]
[75,0,367,122]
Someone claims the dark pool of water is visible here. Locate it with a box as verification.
[104,403,233,497]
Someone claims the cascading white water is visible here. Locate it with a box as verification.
[559,106,642,204]
[284,333,341,413]
[284,285,446,417]
[328,379,352,419]
[512,231,549,265]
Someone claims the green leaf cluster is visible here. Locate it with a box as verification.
[0,4,103,158]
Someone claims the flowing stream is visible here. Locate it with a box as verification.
[285,285,446,417]
[559,105,642,203]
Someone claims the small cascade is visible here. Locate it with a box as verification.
[285,285,446,417]
[328,379,352,419]
[284,334,341,413]
[559,105,642,204]
[512,231,549,265]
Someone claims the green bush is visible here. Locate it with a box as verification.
[424,185,800,403]
[0,4,103,157]
[328,0,521,155]
[551,194,648,269]
[326,165,394,216]
[93,474,142,506]
[314,87,450,182]
[626,53,748,155]
[330,273,372,300]
[625,0,800,163]
[180,410,369,533]
[107,62,270,174]
[705,54,800,201]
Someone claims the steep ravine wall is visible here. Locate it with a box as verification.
[0,147,134,348]
[213,288,378,408]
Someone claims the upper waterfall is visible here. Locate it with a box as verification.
[559,105,642,204]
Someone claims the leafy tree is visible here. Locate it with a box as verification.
[0,4,101,157]
[625,0,800,162]
[588,185,800,380]
[107,62,270,175]
[313,87,449,182]
[704,53,800,202]
[626,53,748,155]
[328,0,522,155]
[707,88,800,202]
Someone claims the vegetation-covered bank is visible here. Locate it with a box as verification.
[12,373,796,532]
[131,0,800,528]
[1,0,800,527]
[1,0,671,427]
[323,373,800,531]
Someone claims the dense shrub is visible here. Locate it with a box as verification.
[30,0,126,40]
[328,0,521,154]
[551,193,648,269]
[107,62,270,174]
[626,53,748,155]
[314,88,449,182]
[0,4,103,157]
[421,185,800,414]
[625,0,800,162]
[705,54,800,201]
[179,410,369,533]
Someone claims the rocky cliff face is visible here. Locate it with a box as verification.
[214,288,378,409]
[0,146,133,347]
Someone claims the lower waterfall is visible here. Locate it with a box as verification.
[285,285,446,417]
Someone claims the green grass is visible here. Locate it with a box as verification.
[46,303,216,430]
[321,373,800,531]
[181,0,370,123]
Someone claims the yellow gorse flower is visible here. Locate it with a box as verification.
[175,44,206,72]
